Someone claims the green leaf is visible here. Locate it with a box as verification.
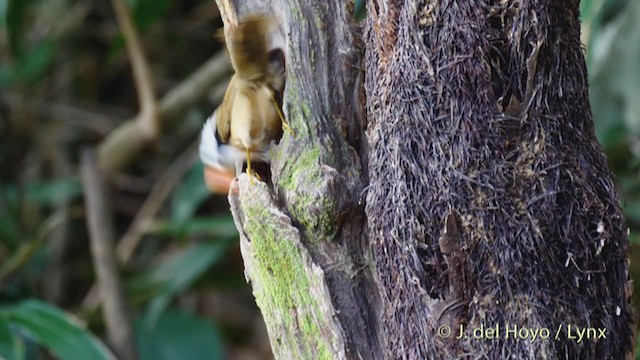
[0,207,21,245]
[0,39,57,88]
[624,202,640,226]
[171,161,210,223]
[129,241,231,322]
[2,178,82,208]
[0,0,8,26]
[0,316,25,360]
[136,310,223,360]
[5,300,115,360]
[134,0,172,30]
[4,0,34,56]
[125,0,172,30]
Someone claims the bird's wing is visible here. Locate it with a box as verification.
[215,76,237,143]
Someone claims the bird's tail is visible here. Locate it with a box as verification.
[228,15,272,82]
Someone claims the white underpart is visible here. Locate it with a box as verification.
[199,114,269,174]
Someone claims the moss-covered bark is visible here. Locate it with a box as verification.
[218,1,378,359]
[230,178,344,359]
[217,0,634,359]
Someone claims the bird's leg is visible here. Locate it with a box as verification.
[272,94,296,137]
[246,148,255,185]
[245,148,263,184]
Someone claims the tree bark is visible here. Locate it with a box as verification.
[218,0,635,359]
[216,1,379,359]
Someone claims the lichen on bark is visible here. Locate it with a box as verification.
[230,178,345,359]
[219,0,378,359]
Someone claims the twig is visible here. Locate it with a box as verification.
[0,207,84,285]
[0,93,118,135]
[82,69,229,311]
[43,140,74,304]
[82,140,199,310]
[80,149,136,360]
[117,141,199,263]
[158,52,231,120]
[97,52,232,173]
[110,0,158,139]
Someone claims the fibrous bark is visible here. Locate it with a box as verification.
[217,0,634,359]
[366,0,634,358]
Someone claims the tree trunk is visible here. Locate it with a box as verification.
[217,0,635,359]
[216,1,379,359]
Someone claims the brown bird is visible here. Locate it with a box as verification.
[200,15,293,186]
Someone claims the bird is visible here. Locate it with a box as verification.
[199,15,293,189]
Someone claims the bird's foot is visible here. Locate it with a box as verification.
[246,168,262,185]
[245,149,262,185]
[272,94,296,138]
[281,119,296,138]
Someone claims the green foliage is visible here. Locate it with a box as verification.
[1,0,244,356]
[0,0,8,25]
[0,207,21,246]
[0,0,58,88]
[0,317,25,360]
[2,178,82,208]
[3,0,33,56]
[171,162,211,224]
[581,0,640,230]
[127,0,173,30]
[0,39,57,88]
[135,310,223,360]
[0,178,82,248]
[130,240,233,323]
[0,300,115,360]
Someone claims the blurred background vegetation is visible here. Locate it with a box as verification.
[0,0,638,359]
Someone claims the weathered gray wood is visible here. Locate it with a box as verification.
[217,1,379,359]
[218,0,635,359]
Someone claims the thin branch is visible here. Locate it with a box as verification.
[0,93,118,135]
[82,142,199,310]
[110,0,158,139]
[117,141,199,263]
[158,51,231,121]
[80,149,136,360]
[83,67,230,311]
[97,52,232,173]
[0,207,83,285]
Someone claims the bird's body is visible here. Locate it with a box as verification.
[199,113,270,172]
[199,15,290,184]
[217,74,282,155]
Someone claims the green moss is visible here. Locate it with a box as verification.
[301,102,312,119]
[279,63,339,241]
[284,77,307,133]
[302,315,332,360]
[242,199,335,357]
[279,146,321,191]
[277,145,337,242]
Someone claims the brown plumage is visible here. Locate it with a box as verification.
[214,15,290,181]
